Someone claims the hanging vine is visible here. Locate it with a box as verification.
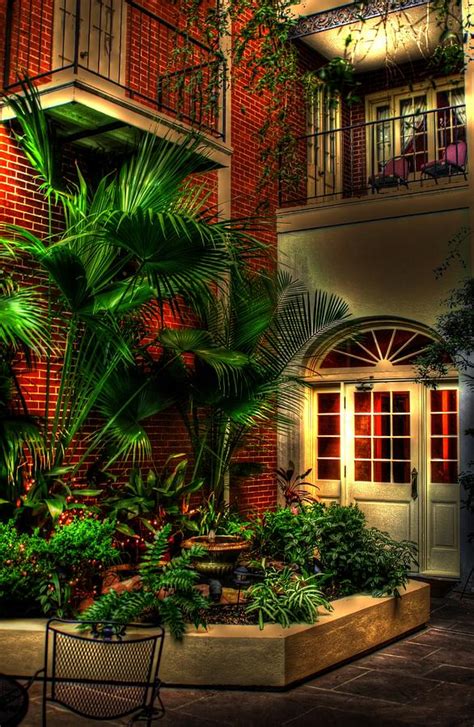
[162,0,467,204]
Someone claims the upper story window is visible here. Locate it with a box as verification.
[280,76,466,207]
[367,79,466,177]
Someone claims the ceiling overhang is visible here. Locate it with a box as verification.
[290,0,446,71]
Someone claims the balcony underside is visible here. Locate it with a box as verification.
[290,1,458,71]
[0,76,229,169]
[1,0,228,162]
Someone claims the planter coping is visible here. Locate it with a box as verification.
[0,579,430,687]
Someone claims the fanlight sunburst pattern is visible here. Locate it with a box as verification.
[320,328,434,369]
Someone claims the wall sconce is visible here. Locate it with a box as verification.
[355,379,374,392]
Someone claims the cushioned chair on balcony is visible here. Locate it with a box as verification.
[420,140,467,182]
[36,619,165,726]
[369,157,410,193]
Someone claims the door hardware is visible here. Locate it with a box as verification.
[411,467,418,500]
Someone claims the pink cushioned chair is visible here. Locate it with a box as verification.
[369,157,410,193]
[421,140,467,182]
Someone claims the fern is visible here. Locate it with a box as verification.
[139,523,172,585]
[81,525,209,639]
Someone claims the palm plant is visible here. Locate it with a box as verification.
[1,77,256,521]
[155,270,350,499]
[0,269,49,505]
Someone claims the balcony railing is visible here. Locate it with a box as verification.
[279,104,467,207]
[3,0,225,139]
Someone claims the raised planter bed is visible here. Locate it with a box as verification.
[0,580,429,688]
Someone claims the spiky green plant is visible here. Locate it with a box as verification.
[1,78,260,521]
[81,524,208,639]
[245,564,332,630]
[0,270,50,501]
[155,270,350,497]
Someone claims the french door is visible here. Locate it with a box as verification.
[307,92,341,200]
[369,83,466,178]
[54,0,125,84]
[311,381,460,576]
[346,382,420,562]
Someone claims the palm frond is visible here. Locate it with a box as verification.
[5,76,63,197]
[258,288,350,377]
[115,133,211,215]
[91,366,175,466]
[0,271,49,356]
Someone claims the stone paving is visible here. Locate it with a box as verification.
[16,590,474,726]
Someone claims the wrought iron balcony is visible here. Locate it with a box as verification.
[3,0,225,140]
[279,103,467,207]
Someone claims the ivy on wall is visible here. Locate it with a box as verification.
[164,0,466,203]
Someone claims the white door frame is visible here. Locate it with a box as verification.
[303,373,460,577]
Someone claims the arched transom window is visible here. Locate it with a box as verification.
[319,327,434,370]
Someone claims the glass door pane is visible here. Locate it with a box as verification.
[316,392,341,480]
[399,95,428,172]
[354,390,411,484]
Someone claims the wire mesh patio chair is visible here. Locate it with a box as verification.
[35,619,165,726]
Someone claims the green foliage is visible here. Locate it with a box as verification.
[0,518,117,616]
[39,571,72,619]
[81,524,209,639]
[429,41,465,74]
[251,503,417,598]
[45,517,117,567]
[5,76,63,198]
[0,270,48,500]
[313,504,417,597]
[416,279,474,386]
[1,78,261,526]
[0,520,48,611]
[104,455,204,538]
[251,505,323,568]
[195,494,253,539]
[163,271,349,499]
[315,57,361,107]
[245,564,332,630]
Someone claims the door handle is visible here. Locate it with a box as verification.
[411,467,418,500]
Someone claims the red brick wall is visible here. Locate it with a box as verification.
[0,1,282,514]
[1,0,54,88]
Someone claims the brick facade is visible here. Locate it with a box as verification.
[0,0,290,514]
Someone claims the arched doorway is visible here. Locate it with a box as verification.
[303,321,460,577]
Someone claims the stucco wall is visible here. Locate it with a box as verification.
[279,204,471,327]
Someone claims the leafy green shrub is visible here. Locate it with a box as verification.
[0,518,118,617]
[81,524,208,639]
[39,518,119,615]
[250,503,417,598]
[251,504,323,567]
[311,504,417,597]
[0,521,48,613]
[46,517,117,566]
[245,564,332,630]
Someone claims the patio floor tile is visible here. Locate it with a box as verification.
[332,669,441,703]
[421,663,474,686]
[10,590,474,726]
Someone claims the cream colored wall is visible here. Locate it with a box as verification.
[279,207,471,327]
